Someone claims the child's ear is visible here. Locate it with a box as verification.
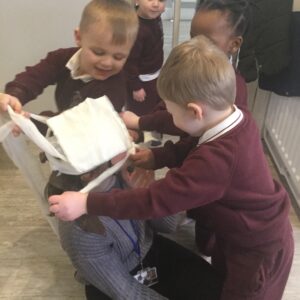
[74,28,82,47]
[229,36,243,56]
[187,102,203,120]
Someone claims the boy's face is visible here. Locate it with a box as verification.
[190,10,241,57]
[136,0,165,19]
[165,100,201,136]
[75,22,134,80]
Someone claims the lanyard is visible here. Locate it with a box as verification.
[114,220,142,265]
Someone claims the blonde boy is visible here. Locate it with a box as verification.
[0,0,138,114]
[50,36,293,300]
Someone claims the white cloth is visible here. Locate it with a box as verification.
[0,96,135,193]
[65,49,93,82]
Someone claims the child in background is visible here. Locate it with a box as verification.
[121,0,250,136]
[124,0,165,117]
[50,36,294,300]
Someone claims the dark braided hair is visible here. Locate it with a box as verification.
[196,0,252,37]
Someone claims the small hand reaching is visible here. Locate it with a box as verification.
[129,147,155,170]
[48,191,88,221]
[133,88,146,102]
[120,111,140,130]
[0,93,22,113]
[0,93,28,136]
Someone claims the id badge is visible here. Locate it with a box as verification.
[133,267,158,287]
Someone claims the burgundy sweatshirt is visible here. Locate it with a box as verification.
[87,108,291,251]
[5,47,127,113]
[124,16,164,92]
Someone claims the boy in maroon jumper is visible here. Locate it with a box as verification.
[50,35,294,300]
[124,0,166,116]
[123,0,252,257]
[0,0,138,118]
[121,0,250,136]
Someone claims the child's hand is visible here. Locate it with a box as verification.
[133,88,146,102]
[129,147,155,169]
[120,111,140,129]
[0,93,22,113]
[127,129,143,143]
[121,167,155,188]
[0,93,28,136]
[48,191,88,221]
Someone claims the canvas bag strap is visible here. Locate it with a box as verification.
[0,106,67,160]
[0,120,14,141]
[0,112,52,141]
[80,151,131,193]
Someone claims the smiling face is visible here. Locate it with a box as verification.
[75,21,134,81]
[190,9,242,57]
[136,0,166,19]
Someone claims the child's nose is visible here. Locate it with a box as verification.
[100,56,113,68]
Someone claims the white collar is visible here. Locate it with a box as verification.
[198,105,243,145]
[66,49,94,83]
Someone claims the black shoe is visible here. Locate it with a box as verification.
[150,140,162,147]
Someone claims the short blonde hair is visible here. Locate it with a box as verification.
[157,35,236,110]
[80,0,138,45]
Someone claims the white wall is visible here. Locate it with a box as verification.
[0,0,88,113]
[294,0,300,11]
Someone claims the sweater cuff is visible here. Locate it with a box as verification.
[5,85,29,104]
[151,147,170,170]
[129,79,143,92]
[87,192,103,216]
[139,114,154,131]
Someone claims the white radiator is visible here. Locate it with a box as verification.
[264,93,300,205]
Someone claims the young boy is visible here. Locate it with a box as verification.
[0,0,138,227]
[50,35,294,300]
[124,0,166,116]
[0,0,137,116]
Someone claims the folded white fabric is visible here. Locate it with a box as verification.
[0,96,135,193]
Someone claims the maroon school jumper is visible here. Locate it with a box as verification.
[87,108,294,300]
[138,70,248,135]
[124,16,163,116]
[5,47,127,113]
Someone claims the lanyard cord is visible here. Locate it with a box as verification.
[114,220,141,262]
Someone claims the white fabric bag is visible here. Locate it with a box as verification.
[0,95,135,193]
